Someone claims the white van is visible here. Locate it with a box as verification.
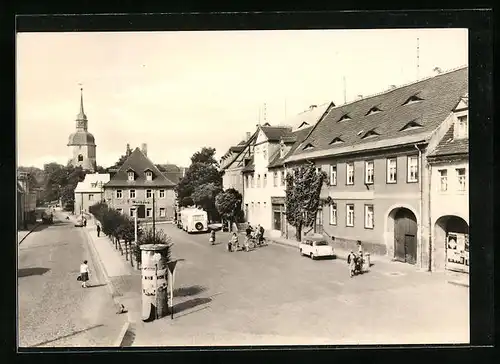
[180,208,208,233]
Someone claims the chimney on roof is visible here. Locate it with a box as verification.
[246,132,251,141]
[309,104,317,110]
[356,95,363,100]
[141,143,147,156]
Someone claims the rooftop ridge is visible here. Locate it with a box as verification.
[335,64,468,109]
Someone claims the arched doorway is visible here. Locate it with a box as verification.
[391,208,418,264]
[434,215,469,273]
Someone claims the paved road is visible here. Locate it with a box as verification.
[131,224,469,346]
[18,211,126,348]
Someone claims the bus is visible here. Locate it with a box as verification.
[180,207,208,233]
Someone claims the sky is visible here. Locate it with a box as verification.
[16,29,468,169]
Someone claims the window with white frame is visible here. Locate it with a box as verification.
[146,171,153,181]
[273,172,278,187]
[159,208,166,217]
[281,170,286,186]
[387,158,397,183]
[346,163,354,185]
[263,174,267,188]
[364,205,374,229]
[456,168,467,191]
[251,202,254,211]
[159,189,165,198]
[263,202,266,210]
[146,189,152,198]
[257,174,261,188]
[346,204,355,227]
[245,175,249,188]
[330,165,337,185]
[407,155,419,182]
[88,194,94,200]
[251,174,255,188]
[128,171,135,181]
[130,208,136,217]
[146,208,152,217]
[329,203,337,225]
[116,190,123,199]
[365,161,374,184]
[257,202,261,210]
[129,189,136,199]
[439,169,448,191]
[457,115,468,139]
[116,208,123,214]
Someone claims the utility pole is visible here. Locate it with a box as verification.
[153,190,156,242]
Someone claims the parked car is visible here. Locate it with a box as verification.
[299,237,335,260]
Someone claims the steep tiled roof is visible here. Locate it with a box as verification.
[260,126,292,141]
[105,148,175,188]
[75,173,110,193]
[279,102,334,131]
[428,124,469,157]
[287,67,468,162]
[222,130,259,171]
[268,126,313,169]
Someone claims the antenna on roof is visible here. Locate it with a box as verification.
[416,37,420,80]
[263,103,267,124]
[343,76,347,104]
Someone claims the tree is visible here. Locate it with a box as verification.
[176,147,223,209]
[192,182,223,222]
[107,144,133,171]
[180,196,194,207]
[133,227,172,266]
[95,165,107,174]
[215,188,243,230]
[190,147,219,167]
[285,163,328,241]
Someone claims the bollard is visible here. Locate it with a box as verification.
[140,244,169,322]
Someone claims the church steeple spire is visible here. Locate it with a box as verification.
[75,87,88,131]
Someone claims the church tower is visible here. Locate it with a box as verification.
[67,88,97,171]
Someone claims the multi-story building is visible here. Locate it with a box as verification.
[17,171,37,228]
[283,67,468,270]
[427,93,469,274]
[220,132,252,194]
[74,172,110,215]
[103,145,177,221]
[231,103,333,232]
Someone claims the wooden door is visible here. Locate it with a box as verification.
[394,208,418,264]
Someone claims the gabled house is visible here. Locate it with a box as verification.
[74,172,110,215]
[427,93,469,274]
[283,66,468,270]
[103,145,177,221]
[220,132,253,194]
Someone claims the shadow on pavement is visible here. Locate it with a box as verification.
[173,285,207,297]
[87,283,108,288]
[30,324,104,347]
[173,297,212,314]
[18,267,51,278]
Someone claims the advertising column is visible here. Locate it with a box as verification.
[140,244,170,321]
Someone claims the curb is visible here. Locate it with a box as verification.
[447,280,469,288]
[18,223,43,245]
[113,321,131,347]
[82,226,137,347]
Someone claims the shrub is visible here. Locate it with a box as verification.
[133,227,173,265]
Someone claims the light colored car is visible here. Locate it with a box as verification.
[299,238,334,260]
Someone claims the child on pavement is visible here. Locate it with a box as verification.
[80,260,90,288]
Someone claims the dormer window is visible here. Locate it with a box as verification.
[400,120,423,132]
[361,129,381,139]
[455,115,468,139]
[403,95,424,105]
[329,137,344,145]
[366,106,382,116]
[338,114,351,122]
[127,171,135,181]
[297,121,309,129]
[145,170,153,181]
[303,143,314,151]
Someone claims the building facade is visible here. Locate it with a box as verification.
[427,94,469,273]
[67,88,96,172]
[220,132,252,194]
[103,145,177,221]
[74,173,110,215]
[283,67,468,270]
[17,171,37,228]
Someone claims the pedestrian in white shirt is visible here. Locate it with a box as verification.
[80,260,90,288]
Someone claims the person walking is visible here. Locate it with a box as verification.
[347,251,357,278]
[96,223,101,237]
[80,260,90,288]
